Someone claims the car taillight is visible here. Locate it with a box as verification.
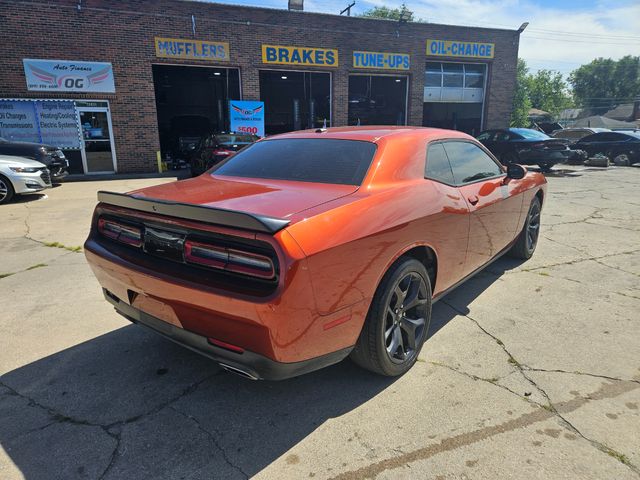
[98,218,143,247]
[212,149,233,156]
[184,240,275,279]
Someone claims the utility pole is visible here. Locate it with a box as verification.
[340,1,355,16]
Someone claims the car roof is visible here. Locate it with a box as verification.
[266,126,474,143]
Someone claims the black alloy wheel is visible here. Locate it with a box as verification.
[384,272,428,363]
[351,257,432,376]
[509,196,542,260]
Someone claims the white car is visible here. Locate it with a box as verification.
[0,155,52,204]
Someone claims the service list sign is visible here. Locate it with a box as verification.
[23,59,115,93]
[0,100,81,148]
[229,101,265,137]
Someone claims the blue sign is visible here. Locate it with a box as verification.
[0,99,81,148]
[229,101,265,137]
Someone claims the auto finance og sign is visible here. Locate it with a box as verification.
[23,59,116,93]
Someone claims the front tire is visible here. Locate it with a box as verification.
[351,257,432,376]
[0,175,15,205]
[509,196,541,259]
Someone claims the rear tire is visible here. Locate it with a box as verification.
[350,257,432,376]
[509,197,541,260]
[0,175,15,205]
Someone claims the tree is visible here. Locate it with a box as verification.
[525,69,573,116]
[569,56,640,109]
[360,4,414,21]
[511,59,531,127]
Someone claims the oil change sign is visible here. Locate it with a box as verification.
[262,45,338,67]
[229,101,265,137]
[155,37,229,62]
[23,59,115,93]
[353,51,410,70]
[426,40,495,59]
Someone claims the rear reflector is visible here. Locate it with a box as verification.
[184,239,275,279]
[98,218,142,247]
[207,337,244,353]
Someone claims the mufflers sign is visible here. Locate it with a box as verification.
[262,45,338,67]
[155,37,229,62]
[23,59,115,93]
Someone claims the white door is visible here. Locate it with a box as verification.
[77,107,117,173]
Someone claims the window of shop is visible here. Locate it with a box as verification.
[423,62,487,136]
[259,70,330,135]
[152,65,241,162]
[348,75,408,126]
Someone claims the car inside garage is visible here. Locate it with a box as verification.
[259,70,330,135]
[152,65,240,161]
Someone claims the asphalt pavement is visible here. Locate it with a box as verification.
[0,166,639,479]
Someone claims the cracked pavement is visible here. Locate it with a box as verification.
[1,166,639,479]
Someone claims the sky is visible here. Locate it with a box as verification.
[201,0,640,78]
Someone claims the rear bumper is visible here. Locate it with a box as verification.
[104,288,352,380]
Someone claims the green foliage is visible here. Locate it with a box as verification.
[511,58,573,125]
[569,56,640,108]
[525,69,573,116]
[360,4,414,21]
[511,59,532,127]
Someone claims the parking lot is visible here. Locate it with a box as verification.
[1,166,639,479]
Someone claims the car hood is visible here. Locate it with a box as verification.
[0,140,56,151]
[127,174,359,219]
[0,155,46,167]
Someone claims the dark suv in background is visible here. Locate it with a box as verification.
[476,128,572,172]
[0,137,69,179]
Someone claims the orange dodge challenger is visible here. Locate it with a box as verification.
[85,127,546,380]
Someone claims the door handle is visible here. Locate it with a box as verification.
[467,195,479,205]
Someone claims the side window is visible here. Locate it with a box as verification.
[476,131,492,141]
[495,131,510,142]
[443,141,503,185]
[425,143,455,185]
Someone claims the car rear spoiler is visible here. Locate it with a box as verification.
[97,191,290,234]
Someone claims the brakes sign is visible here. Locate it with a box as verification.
[262,45,338,67]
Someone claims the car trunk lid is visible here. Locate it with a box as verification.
[119,174,359,229]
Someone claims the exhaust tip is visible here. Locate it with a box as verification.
[219,363,259,380]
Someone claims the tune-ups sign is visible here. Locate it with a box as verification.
[23,59,115,93]
[229,101,265,137]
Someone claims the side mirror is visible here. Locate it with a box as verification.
[506,163,526,180]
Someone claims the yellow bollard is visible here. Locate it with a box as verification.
[156,151,164,173]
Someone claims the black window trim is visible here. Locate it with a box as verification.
[425,139,505,187]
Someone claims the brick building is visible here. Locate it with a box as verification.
[0,0,522,174]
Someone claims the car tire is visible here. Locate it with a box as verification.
[0,175,15,205]
[501,152,518,165]
[350,257,432,376]
[509,196,542,260]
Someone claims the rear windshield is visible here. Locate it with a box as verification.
[212,138,377,185]
[511,129,549,140]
